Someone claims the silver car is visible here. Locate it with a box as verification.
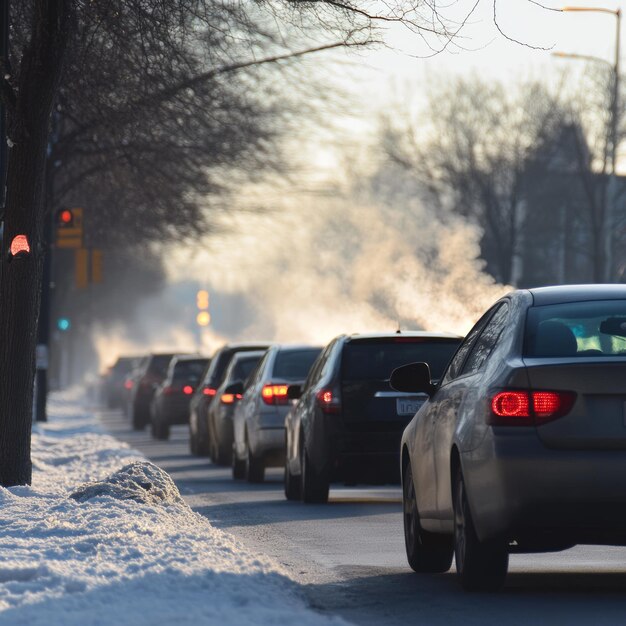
[232,344,322,483]
[394,285,626,591]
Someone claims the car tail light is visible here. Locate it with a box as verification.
[221,393,242,404]
[490,390,575,426]
[183,385,194,395]
[316,388,341,414]
[261,384,289,405]
[203,387,217,397]
[124,380,133,390]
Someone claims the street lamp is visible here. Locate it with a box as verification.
[556,6,621,282]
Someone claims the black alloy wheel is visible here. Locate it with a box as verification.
[300,438,329,504]
[402,461,453,573]
[453,469,508,592]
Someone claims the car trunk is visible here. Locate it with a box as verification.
[525,358,626,450]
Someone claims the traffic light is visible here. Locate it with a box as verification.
[56,207,83,249]
[57,317,71,332]
[196,289,210,326]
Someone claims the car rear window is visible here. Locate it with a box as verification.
[273,349,322,380]
[208,346,269,386]
[342,340,461,381]
[148,354,175,377]
[231,355,262,382]
[173,359,209,382]
[525,300,626,357]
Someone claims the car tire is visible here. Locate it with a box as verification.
[403,461,453,573]
[246,438,265,483]
[189,426,198,455]
[453,468,508,592]
[300,440,329,504]
[232,449,246,480]
[215,441,232,467]
[284,459,301,501]
[153,419,170,441]
[132,406,146,431]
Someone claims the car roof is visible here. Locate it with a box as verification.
[527,284,626,306]
[172,354,206,362]
[230,350,265,362]
[213,342,272,355]
[345,331,462,342]
[270,344,324,352]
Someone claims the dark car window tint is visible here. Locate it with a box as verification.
[148,355,175,377]
[232,356,262,382]
[273,349,322,379]
[246,352,270,389]
[342,340,460,381]
[461,303,509,376]
[173,359,209,382]
[525,299,626,357]
[304,342,334,390]
[443,309,497,384]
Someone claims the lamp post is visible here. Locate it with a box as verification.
[558,6,621,282]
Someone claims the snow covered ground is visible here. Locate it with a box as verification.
[0,389,346,625]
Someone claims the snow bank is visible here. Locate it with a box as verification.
[0,388,345,625]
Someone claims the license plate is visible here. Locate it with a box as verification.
[396,398,425,416]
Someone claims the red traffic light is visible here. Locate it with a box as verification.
[58,209,73,226]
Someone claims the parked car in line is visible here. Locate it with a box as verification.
[150,355,210,440]
[188,342,271,456]
[127,353,177,430]
[395,284,626,592]
[207,351,265,465]
[102,356,141,408]
[232,344,322,483]
[285,332,462,503]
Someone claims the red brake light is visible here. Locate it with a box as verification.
[221,393,242,404]
[490,390,575,426]
[491,392,530,419]
[203,387,217,397]
[183,385,193,395]
[124,380,133,390]
[316,388,341,414]
[261,384,289,405]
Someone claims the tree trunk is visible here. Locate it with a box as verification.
[0,0,71,486]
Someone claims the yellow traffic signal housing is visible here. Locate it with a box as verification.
[56,207,84,249]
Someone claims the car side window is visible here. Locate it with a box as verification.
[441,309,496,384]
[461,303,510,377]
[303,341,334,390]
[245,353,269,390]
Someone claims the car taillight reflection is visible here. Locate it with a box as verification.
[490,390,575,426]
[261,384,289,405]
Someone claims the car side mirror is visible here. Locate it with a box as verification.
[390,362,435,396]
[287,384,302,400]
[224,380,244,396]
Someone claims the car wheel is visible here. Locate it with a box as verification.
[215,440,232,467]
[453,468,508,592]
[300,439,329,504]
[232,448,246,480]
[245,437,265,483]
[132,406,146,431]
[403,461,453,573]
[284,458,301,501]
[189,426,198,455]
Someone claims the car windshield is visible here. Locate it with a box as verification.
[173,359,209,383]
[525,300,626,357]
[342,339,460,381]
[273,349,321,379]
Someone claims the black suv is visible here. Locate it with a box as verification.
[284,332,462,502]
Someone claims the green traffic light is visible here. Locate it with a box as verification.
[57,318,71,331]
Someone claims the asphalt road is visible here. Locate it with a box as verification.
[100,408,626,625]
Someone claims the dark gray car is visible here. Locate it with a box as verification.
[396,284,626,592]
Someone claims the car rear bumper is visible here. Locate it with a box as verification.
[463,429,626,545]
[159,397,191,424]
